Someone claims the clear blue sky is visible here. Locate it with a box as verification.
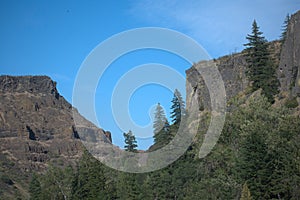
[0,0,299,150]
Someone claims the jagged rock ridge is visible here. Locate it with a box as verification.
[0,75,111,198]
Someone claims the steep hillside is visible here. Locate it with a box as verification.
[186,11,300,111]
[1,9,300,200]
[0,75,111,199]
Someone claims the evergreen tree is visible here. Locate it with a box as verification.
[235,96,277,198]
[116,172,142,200]
[280,14,290,41]
[123,130,138,152]
[27,95,300,200]
[163,120,170,135]
[153,103,167,144]
[170,89,185,125]
[244,20,279,103]
[39,165,74,200]
[266,115,300,199]
[72,151,107,199]
[29,173,41,200]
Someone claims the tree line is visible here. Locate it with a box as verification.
[29,94,300,199]
[28,14,300,200]
[123,88,185,152]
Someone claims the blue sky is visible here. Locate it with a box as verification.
[0,0,299,150]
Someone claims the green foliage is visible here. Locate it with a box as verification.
[170,89,185,125]
[29,173,41,200]
[280,14,290,41]
[39,165,74,200]
[116,172,144,200]
[244,20,279,103]
[285,97,299,108]
[123,130,138,152]
[0,174,13,185]
[72,151,108,199]
[226,95,300,199]
[153,103,166,133]
[237,127,269,198]
[27,94,300,200]
[153,103,170,144]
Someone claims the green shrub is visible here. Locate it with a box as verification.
[285,97,299,108]
[0,174,13,185]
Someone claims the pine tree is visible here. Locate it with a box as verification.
[280,14,290,41]
[163,120,170,134]
[162,120,173,145]
[123,130,138,152]
[72,151,107,199]
[38,165,74,200]
[170,89,185,125]
[236,96,273,199]
[29,173,41,200]
[117,172,142,199]
[244,20,279,103]
[238,128,270,198]
[153,103,167,144]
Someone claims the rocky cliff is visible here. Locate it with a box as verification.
[278,11,300,97]
[0,75,110,198]
[186,52,249,111]
[186,10,300,111]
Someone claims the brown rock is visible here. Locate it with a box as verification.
[0,75,111,197]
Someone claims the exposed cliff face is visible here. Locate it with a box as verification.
[279,11,300,97]
[186,11,300,111]
[0,75,110,198]
[0,76,72,140]
[186,53,249,111]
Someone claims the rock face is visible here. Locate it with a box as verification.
[0,75,111,197]
[0,76,73,141]
[186,53,249,111]
[186,10,300,111]
[278,11,300,97]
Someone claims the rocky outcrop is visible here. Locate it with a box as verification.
[278,10,300,97]
[0,75,110,176]
[186,53,249,111]
[0,75,60,97]
[186,11,300,111]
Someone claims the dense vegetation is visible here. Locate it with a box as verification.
[29,94,300,199]
[27,16,300,199]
